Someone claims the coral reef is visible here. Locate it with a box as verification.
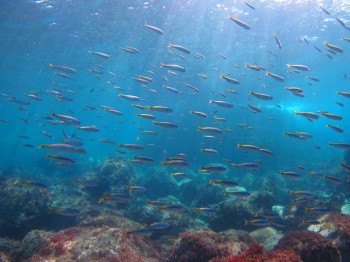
[249,226,283,251]
[167,229,245,262]
[0,177,49,239]
[28,226,161,261]
[275,230,340,262]
[309,213,350,261]
[208,191,274,231]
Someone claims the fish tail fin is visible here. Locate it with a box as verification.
[49,63,54,68]
[200,148,204,152]
[146,106,151,110]
[220,74,224,78]
[286,64,291,68]
[197,126,201,131]
[160,62,164,68]
[38,144,43,149]
[44,153,49,158]
[249,90,252,95]
[244,220,249,225]
[265,71,269,76]
[236,144,241,148]
[48,208,55,214]
[288,190,293,195]
[160,162,166,166]
[193,208,199,212]
[232,163,238,168]
[293,111,297,115]
[198,167,202,172]
[88,51,92,54]
[144,21,147,26]
[208,100,213,104]
[208,180,214,184]
[325,124,329,127]
[98,197,106,204]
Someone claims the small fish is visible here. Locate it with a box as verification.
[168,43,190,54]
[153,121,178,128]
[243,0,256,10]
[340,163,350,172]
[199,165,226,173]
[228,16,251,30]
[118,94,141,101]
[77,125,99,132]
[200,148,219,154]
[144,22,164,35]
[286,64,310,71]
[48,207,80,216]
[161,160,189,168]
[280,171,301,179]
[232,162,260,170]
[157,204,184,211]
[209,180,238,187]
[273,32,282,49]
[54,72,71,79]
[45,154,76,164]
[304,207,332,214]
[293,111,319,120]
[208,100,233,108]
[324,175,344,184]
[193,207,218,214]
[220,74,240,84]
[336,91,350,98]
[265,71,285,82]
[52,113,80,125]
[147,222,171,230]
[245,219,270,226]
[160,63,185,72]
[335,17,350,31]
[289,191,315,197]
[49,64,77,74]
[127,228,153,235]
[190,110,208,118]
[324,42,343,53]
[88,51,110,59]
[250,91,273,100]
[320,6,331,15]
[329,142,350,150]
[197,126,222,135]
[325,124,343,133]
[225,190,250,197]
[119,144,144,151]
[125,186,146,192]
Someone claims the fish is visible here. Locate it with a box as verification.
[324,42,343,53]
[280,171,301,179]
[320,6,331,15]
[49,64,77,74]
[209,180,238,187]
[147,106,173,113]
[125,186,146,192]
[340,163,350,172]
[144,22,164,34]
[118,94,141,101]
[273,32,282,49]
[48,207,80,216]
[51,113,80,125]
[199,165,226,173]
[324,175,344,184]
[325,124,343,133]
[228,16,251,30]
[288,191,315,197]
[153,121,178,128]
[38,143,77,152]
[136,114,156,120]
[225,190,250,197]
[161,160,190,168]
[190,110,208,118]
[120,46,140,54]
[245,219,270,226]
[168,43,190,54]
[250,91,273,100]
[197,126,222,135]
[208,100,233,108]
[232,162,260,170]
[243,0,256,10]
[220,74,240,84]
[248,104,261,113]
[200,148,219,154]
[304,207,332,214]
[118,144,145,151]
[293,111,319,120]
[265,71,285,82]
[306,76,320,82]
[45,154,76,164]
[319,111,342,120]
[328,142,350,150]
[236,144,260,151]
[245,63,262,71]
[77,125,99,132]
[336,91,350,98]
[286,64,310,71]
[193,207,218,214]
[54,72,71,79]
[157,204,184,211]
[160,63,186,72]
[88,51,110,59]
[147,222,171,230]
[335,17,350,31]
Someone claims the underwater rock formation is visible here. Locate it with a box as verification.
[275,230,340,262]
[208,191,274,231]
[249,227,283,251]
[27,226,161,261]
[0,177,49,239]
[309,213,350,261]
[210,243,302,262]
[345,150,350,165]
[167,229,244,262]
[95,157,135,194]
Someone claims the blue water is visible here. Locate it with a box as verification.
[1,0,350,218]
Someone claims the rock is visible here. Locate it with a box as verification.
[309,213,350,262]
[27,226,161,261]
[341,204,350,215]
[275,230,340,262]
[167,229,244,262]
[249,227,283,251]
[0,177,49,239]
